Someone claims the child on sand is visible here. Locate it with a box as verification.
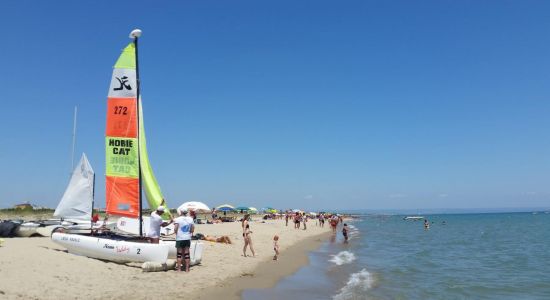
[273,235,280,260]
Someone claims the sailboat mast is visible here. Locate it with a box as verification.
[132,29,144,237]
[71,106,77,173]
[91,172,95,231]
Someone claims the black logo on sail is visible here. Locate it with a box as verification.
[114,76,132,91]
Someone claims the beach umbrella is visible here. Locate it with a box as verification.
[292,209,302,213]
[234,206,250,212]
[216,204,236,212]
[178,201,211,213]
[262,207,276,213]
[248,207,258,213]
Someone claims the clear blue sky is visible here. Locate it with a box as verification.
[1,1,549,211]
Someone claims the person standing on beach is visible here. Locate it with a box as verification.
[273,235,280,260]
[148,206,173,244]
[174,208,194,272]
[190,210,197,223]
[319,214,325,228]
[242,214,256,257]
[330,215,338,233]
[302,213,307,230]
[285,213,289,226]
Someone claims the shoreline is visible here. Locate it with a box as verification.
[0,218,332,299]
[194,229,331,300]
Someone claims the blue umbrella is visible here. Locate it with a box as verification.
[217,206,235,212]
[216,204,235,212]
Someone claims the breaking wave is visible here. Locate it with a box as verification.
[333,268,374,300]
[348,228,360,240]
[329,251,356,265]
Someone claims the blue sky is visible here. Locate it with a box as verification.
[1,1,549,210]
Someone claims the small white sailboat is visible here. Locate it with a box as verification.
[16,154,107,237]
[52,29,203,264]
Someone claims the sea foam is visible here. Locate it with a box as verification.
[329,251,356,265]
[333,268,374,300]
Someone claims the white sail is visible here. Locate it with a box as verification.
[54,153,94,220]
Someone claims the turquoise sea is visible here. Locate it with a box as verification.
[244,212,550,299]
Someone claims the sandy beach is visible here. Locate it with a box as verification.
[0,218,330,300]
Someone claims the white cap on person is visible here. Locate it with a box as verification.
[157,206,165,212]
[178,208,188,215]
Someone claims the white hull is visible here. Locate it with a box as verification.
[52,232,169,263]
[116,218,203,263]
[51,233,203,265]
[14,223,41,237]
[117,217,175,236]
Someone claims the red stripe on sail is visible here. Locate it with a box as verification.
[105,176,139,218]
[106,97,138,138]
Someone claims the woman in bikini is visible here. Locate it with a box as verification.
[242,214,256,257]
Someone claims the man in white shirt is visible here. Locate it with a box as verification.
[174,208,194,272]
[148,206,173,244]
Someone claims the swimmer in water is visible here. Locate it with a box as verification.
[342,223,349,243]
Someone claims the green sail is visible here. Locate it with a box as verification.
[138,98,170,217]
[114,43,136,69]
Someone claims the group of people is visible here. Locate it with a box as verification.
[288,212,308,230]
[148,206,194,272]
[145,206,350,273]
[283,211,343,232]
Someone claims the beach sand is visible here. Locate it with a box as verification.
[0,218,330,299]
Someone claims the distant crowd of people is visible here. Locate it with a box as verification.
[282,211,344,232]
[143,207,351,273]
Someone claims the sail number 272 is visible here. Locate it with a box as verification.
[114,106,128,115]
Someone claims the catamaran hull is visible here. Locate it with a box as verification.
[14,223,41,237]
[51,232,169,263]
[116,218,203,264]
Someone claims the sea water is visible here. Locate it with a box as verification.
[243,212,550,299]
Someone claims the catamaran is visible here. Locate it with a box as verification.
[51,29,203,264]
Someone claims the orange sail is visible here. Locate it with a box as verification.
[105,43,140,217]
